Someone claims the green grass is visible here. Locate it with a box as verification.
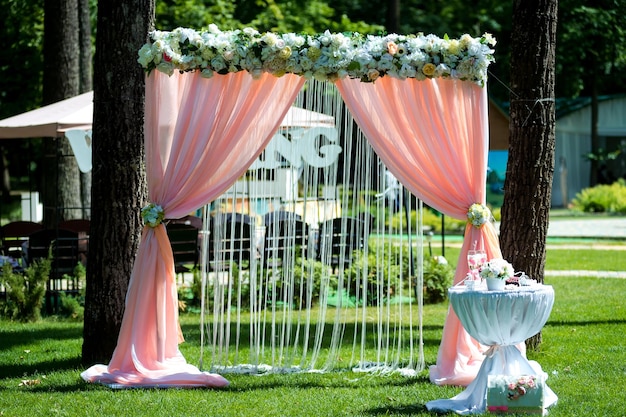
[1,275,626,416]
[428,242,626,273]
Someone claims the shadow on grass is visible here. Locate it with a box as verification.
[364,404,429,416]
[180,321,445,350]
[546,318,626,327]
[0,325,83,352]
[220,371,429,393]
[0,357,83,379]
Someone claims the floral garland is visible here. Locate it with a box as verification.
[141,203,165,228]
[467,203,492,228]
[506,375,538,400]
[479,258,515,280]
[137,25,496,86]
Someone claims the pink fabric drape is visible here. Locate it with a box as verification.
[336,77,512,386]
[81,70,304,388]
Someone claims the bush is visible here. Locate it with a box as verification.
[423,256,454,304]
[0,256,51,322]
[571,179,626,214]
[345,240,453,305]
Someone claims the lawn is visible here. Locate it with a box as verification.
[1,244,625,416]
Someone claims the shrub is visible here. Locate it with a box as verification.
[58,292,84,320]
[423,256,454,304]
[571,179,626,214]
[0,256,51,322]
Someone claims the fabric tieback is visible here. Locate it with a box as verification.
[483,345,501,358]
[141,203,165,227]
[467,203,492,228]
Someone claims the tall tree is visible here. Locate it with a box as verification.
[78,0,93,220]
[41,0,82,226]
[82,0,152,363]
[500,0,558,348]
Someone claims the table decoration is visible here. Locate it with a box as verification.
[426,285,558,415]
[487,374,545,414]
[479,258,514,291]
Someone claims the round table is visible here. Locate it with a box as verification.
[426,284,558,415]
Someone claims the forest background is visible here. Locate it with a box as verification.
[0,0,625,203]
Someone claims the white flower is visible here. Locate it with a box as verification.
[137,26,495,86]
[479,258,514,280]
[467,203,492,228]
[141,203,165,228]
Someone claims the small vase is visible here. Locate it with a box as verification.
[486,277,506,291]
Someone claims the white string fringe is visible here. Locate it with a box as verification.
[199,80,425,377]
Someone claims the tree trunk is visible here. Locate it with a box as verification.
[386,0,400,33]
[590,75,600,185]
[500,0,557,350]
[81,0,153,365]
[42,0,81,227]
[79,0,93,220]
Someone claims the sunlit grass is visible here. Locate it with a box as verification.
[1,275,626,416]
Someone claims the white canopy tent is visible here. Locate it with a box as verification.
[0,91,335,175]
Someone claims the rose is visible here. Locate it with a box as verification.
[422,63,436,76]
[387,41,399,55]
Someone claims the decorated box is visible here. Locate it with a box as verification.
[486,374,545,414]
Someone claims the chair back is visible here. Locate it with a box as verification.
[207,218,255,270]
[264,219,310,267]
[1,221,44,258]
[317,217,368,268]
[166,223,199,273]
[263,210,302,225]
[58,219,90,234]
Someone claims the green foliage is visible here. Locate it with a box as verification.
[345,240,410,306]
[422,256,454,304]
[155,0,384,35]
[557,0,626,97]
[0,256,50,322]
[57,292,84,320]
[571,179,626,214]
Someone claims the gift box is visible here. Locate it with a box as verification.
[486,374,545,414]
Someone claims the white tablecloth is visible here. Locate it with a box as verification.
[426,285,558,415]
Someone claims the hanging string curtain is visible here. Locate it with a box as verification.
[336,76,503,386]
[82,25,498,389]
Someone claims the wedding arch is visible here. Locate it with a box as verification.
[81,25,505,388]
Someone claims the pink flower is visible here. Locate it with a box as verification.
[387,41,399,55]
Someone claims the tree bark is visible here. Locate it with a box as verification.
[79,0,93,219]
[386,0,400,33]
[81,0,153,365]
[500,0,558,350]
[42,0,82,226]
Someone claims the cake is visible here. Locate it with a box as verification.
[486,374,545,414]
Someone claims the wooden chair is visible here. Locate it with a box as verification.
[263,218,310,268]
[263,210,302,225]
[207,217,255,271]
[0,221,44,264]
[58,219,90,262]
[28,228,81,313]
[165,223,200,283]
[317,217,368,270]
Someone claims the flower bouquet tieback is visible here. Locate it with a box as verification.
[142,203,165,227]
[467,203,492,228]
